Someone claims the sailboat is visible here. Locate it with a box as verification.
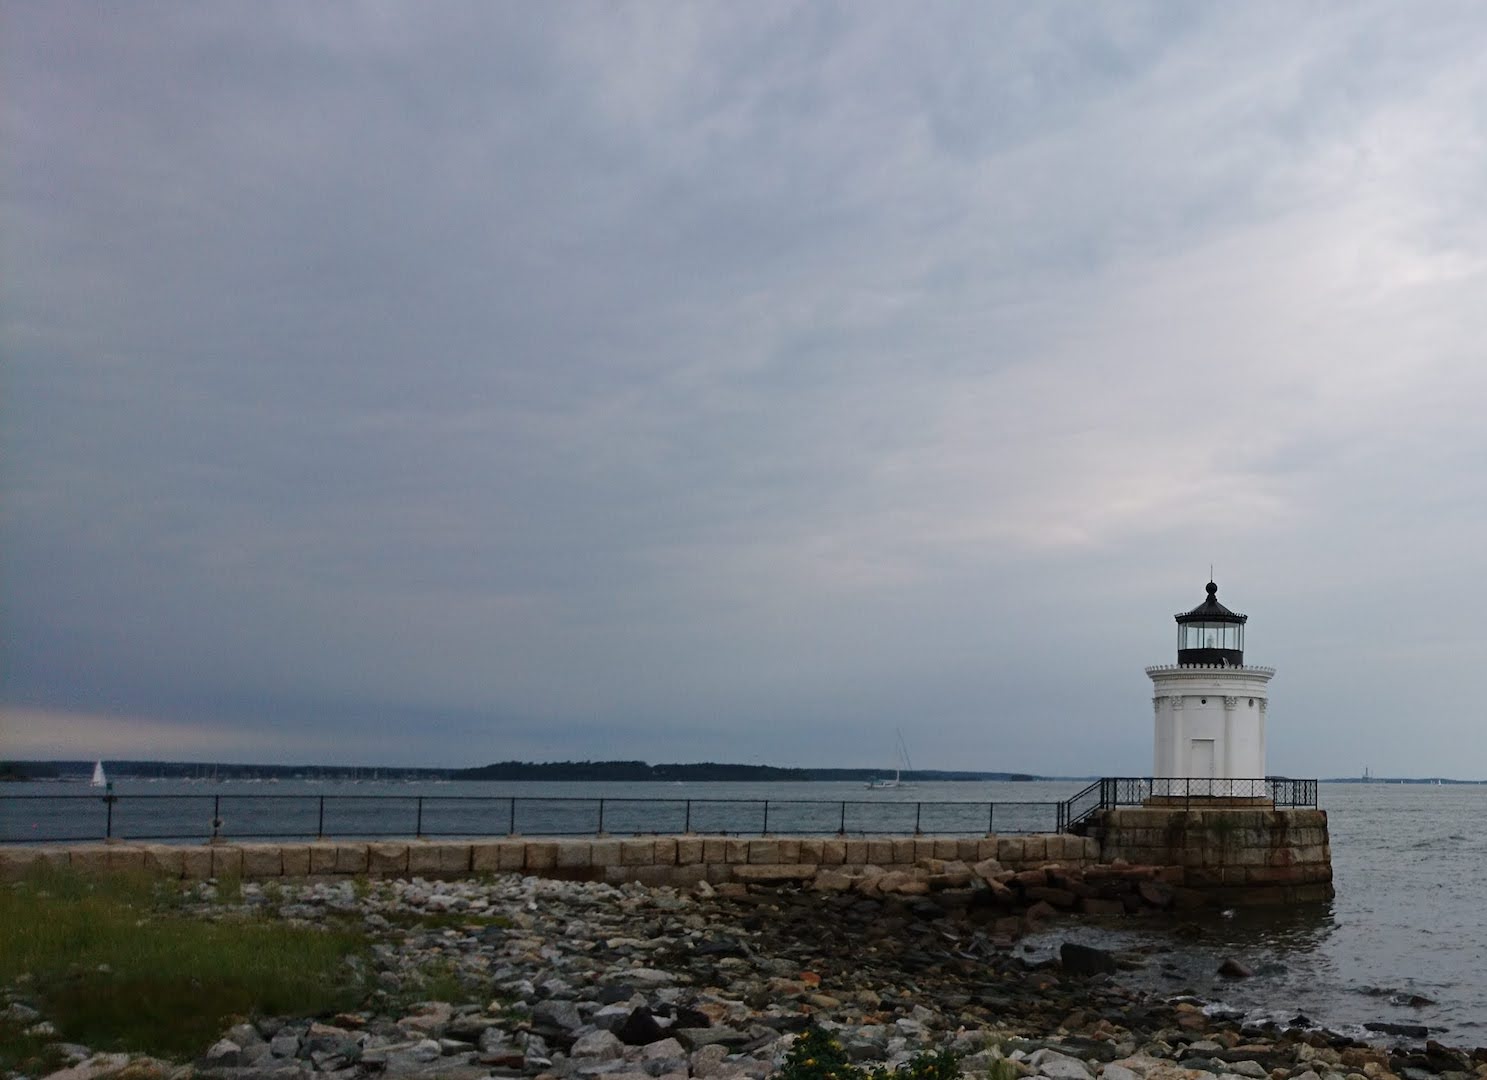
[90,761,107,788]
[866,729,913,789]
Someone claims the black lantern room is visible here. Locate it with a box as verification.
[1175,581,1246,666]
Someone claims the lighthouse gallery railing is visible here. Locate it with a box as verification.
[1059,776,1318,831]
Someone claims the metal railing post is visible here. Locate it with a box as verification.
[415,796,424,838]
[509,798,517,836]
[597,798,605,835]
[762,800,770,835]
[914,802,922,835]
[988,801,995,836]
[838,801,846,836]
[105,794,113,839]
[684,800,691,834]
[317,796,325,839]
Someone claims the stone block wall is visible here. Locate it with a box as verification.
[0,817,1332,907]
[0,833,1099,886]
[1089,807,1333,905]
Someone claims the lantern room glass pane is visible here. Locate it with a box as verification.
[1179,622,1243,652]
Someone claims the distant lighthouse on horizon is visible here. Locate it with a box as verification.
[1146,581,1274,781]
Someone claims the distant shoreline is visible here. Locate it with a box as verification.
[4,759,1482,783]
[0,759,1044,783]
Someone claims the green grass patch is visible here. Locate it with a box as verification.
[1,866,369,1061]
[404,958,467,1006]
[776,1029,963,1080]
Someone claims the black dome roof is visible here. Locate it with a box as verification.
[1175,581,1247,625]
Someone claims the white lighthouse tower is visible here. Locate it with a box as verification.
[1146,581,1273,787]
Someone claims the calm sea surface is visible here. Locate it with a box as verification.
[3,778,1483,1037]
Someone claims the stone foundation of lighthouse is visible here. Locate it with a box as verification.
[1147,663,1274,780]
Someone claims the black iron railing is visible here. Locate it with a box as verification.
[0,778,1320,844]
[1061,776,1318,831]
[0,793,1064,844]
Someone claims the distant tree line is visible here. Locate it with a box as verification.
[2,758,1044,783]
[448,760,1041,782]
[0,761,61,781]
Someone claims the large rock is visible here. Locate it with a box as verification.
[1059,942,1118,976]
[690,1043,732,1078]
[203,1039,242,1067]
[617,1006,666,1046]
[1138,881,1175,909]
[1025,886,1077,909]
[812,869,856,892]
[873,870,914,893]
[927,860,974,889]
[1363,1021,1429,1038]
[398,1002,454,1034]
[971,857,1005,882]
[1025,1049,1093,1080]
[572,1030,626,1060]
[530,999,584,1036]
[675,1027,749,1051]
[39,1053,132,1080]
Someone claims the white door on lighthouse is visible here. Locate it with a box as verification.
[1190,739,1216,780]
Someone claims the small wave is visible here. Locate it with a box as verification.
[1201,1002,1245,1021]
[1390,992,1437,1008]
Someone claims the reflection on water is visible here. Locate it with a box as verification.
[1195,900,1339,955]
[1021,902,1342,1026]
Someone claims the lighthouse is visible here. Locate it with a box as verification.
[1146,582,1273,784]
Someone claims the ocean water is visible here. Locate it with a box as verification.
[3,778,1484,1036]
[1023,781,1487,1041]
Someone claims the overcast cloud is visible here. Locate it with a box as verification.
[4,2,1487,776]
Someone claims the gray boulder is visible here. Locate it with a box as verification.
[1060,942,1119,976]
[572,1030,627,1060]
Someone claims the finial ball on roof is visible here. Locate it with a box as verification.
[1206,581,1218,597]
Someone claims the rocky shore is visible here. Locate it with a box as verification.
[5,870,1483,1080]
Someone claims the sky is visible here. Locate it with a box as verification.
[3,3,1487,777]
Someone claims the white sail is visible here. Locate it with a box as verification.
[90,761,107,787]
[866,729,913,789]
